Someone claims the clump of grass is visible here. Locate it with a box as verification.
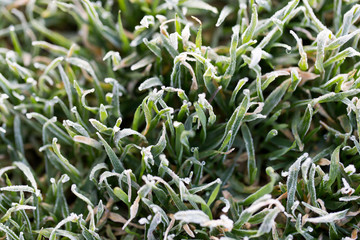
[1,0,360,239]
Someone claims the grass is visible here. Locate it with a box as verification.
[0,0,360,239]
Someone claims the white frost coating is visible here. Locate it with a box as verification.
[306,209,348,223]
[314,29,333,72]
[25,112,34,119]
[26,77,36,86]
[249,47,262,69]
[250,198,285,213]
[181,177,191,185]
[139,217,149,225]
[198,93,216,125]
[289,30,308,69]
[12,92,25,101]
[302,201,327,216]
[181,24,191,45]
[182,1,218,14]
[243,89,250,96]
[179,180,186,201]
[245,194,285,213]
[138,15,155,29]
[61,174,70,183]
[287,153,309,211]
[291,201,299,216]
[131,55,154,71]
[14,162,40,197]
[0,185,35,193]
[9,203,36,211]
[5,48,16,60]
[99,171,122,185]
[301,157,312,182]
[87,205,96,231]
[142,175,156,190]
[0,223,19,238]
[0,166,16,179]
[0,94,8,101]
[103,51,121,71]
[115,128,146,142]
[148,88,164,102]
[138,77,162,91]
[323,174,329,182]
[32,41,68,53]
[285,235,294,240]
[71,184,94,207]
[174,210,234,231]
[339,196,360,202]
[123,196,140,230]
[89,163,108,181]
[49,213,82,240]
[173,121,182,128]
[201,215,234,231]
[174,210,210,224]
[216,6,233,27]
[113,126,120,133]
[167,234,175,240]
[64,120,89,137]
[141,146,154,167]
[124,170,133,202]
[344,164,356,176]
[340,178,355,195]
[161,86,188,101]
[169,32,179,50]
[103,51,121,61]
[252,194,272,204]
[159,154,169,166]
[9,25,15,32]
[155,14,166,23]
[148,212,162,239]
[221,198,230,213]
[67,57,96,77]
[191,178,221,194]
[73,135,102,149]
